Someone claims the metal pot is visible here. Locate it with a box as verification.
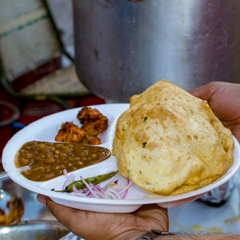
[73,0,240,103]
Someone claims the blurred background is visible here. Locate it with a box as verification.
[2,0,240,156]
[0,0,105,158]
[0,1,102,238]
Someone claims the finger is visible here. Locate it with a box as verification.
[134,204,169,231]
[37,194,80,229]
[189,82,220,101]
[37,194,129,240]
[37,194,46,205]
[38,194,91,237]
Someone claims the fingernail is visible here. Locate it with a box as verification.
[37,194,46,206]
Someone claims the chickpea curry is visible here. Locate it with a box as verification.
[15,141,111,181]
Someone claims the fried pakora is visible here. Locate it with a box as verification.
[55,107,109,145]
[55,122,88,144]
[88,136,102,145]
[77,107,102,125]
[77,107,108,136]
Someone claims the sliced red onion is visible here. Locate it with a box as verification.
[105,188,121,199]
[72,186,86,197]
[80,176,100,198]
[119,182,134,199]
[61,170,133,199]
[89,183,106,198]
[62,173,75,190]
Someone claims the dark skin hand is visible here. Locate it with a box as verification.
[38,81,240,240]
[189,81,240,142]
[37,195,168,240]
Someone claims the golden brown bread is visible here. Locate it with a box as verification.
[112,80,234,195]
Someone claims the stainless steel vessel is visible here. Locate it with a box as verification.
[73,0,240,102]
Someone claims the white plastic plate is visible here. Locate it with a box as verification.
[2,104,240,213]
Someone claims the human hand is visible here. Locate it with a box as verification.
[37,195,168,240]
[189,81,240,142]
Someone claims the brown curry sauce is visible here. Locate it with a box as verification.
[15,141,111,181]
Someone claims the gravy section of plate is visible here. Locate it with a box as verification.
[15,141,111,181]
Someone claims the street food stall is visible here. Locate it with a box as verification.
[1,0,240,239]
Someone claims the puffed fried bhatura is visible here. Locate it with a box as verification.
[112,80,234,196]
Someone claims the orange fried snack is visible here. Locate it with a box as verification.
[88,136,102,145]
[77,107,108,136]
[55,121,87,143]
[77,107,102,125]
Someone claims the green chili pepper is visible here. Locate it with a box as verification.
[52,170,118,193]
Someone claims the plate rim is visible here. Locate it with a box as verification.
[2,103,240,207]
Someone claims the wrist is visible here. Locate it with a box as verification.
[112,230,148,240]
[112,230,174,240]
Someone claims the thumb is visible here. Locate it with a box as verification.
[189,82,220,102]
